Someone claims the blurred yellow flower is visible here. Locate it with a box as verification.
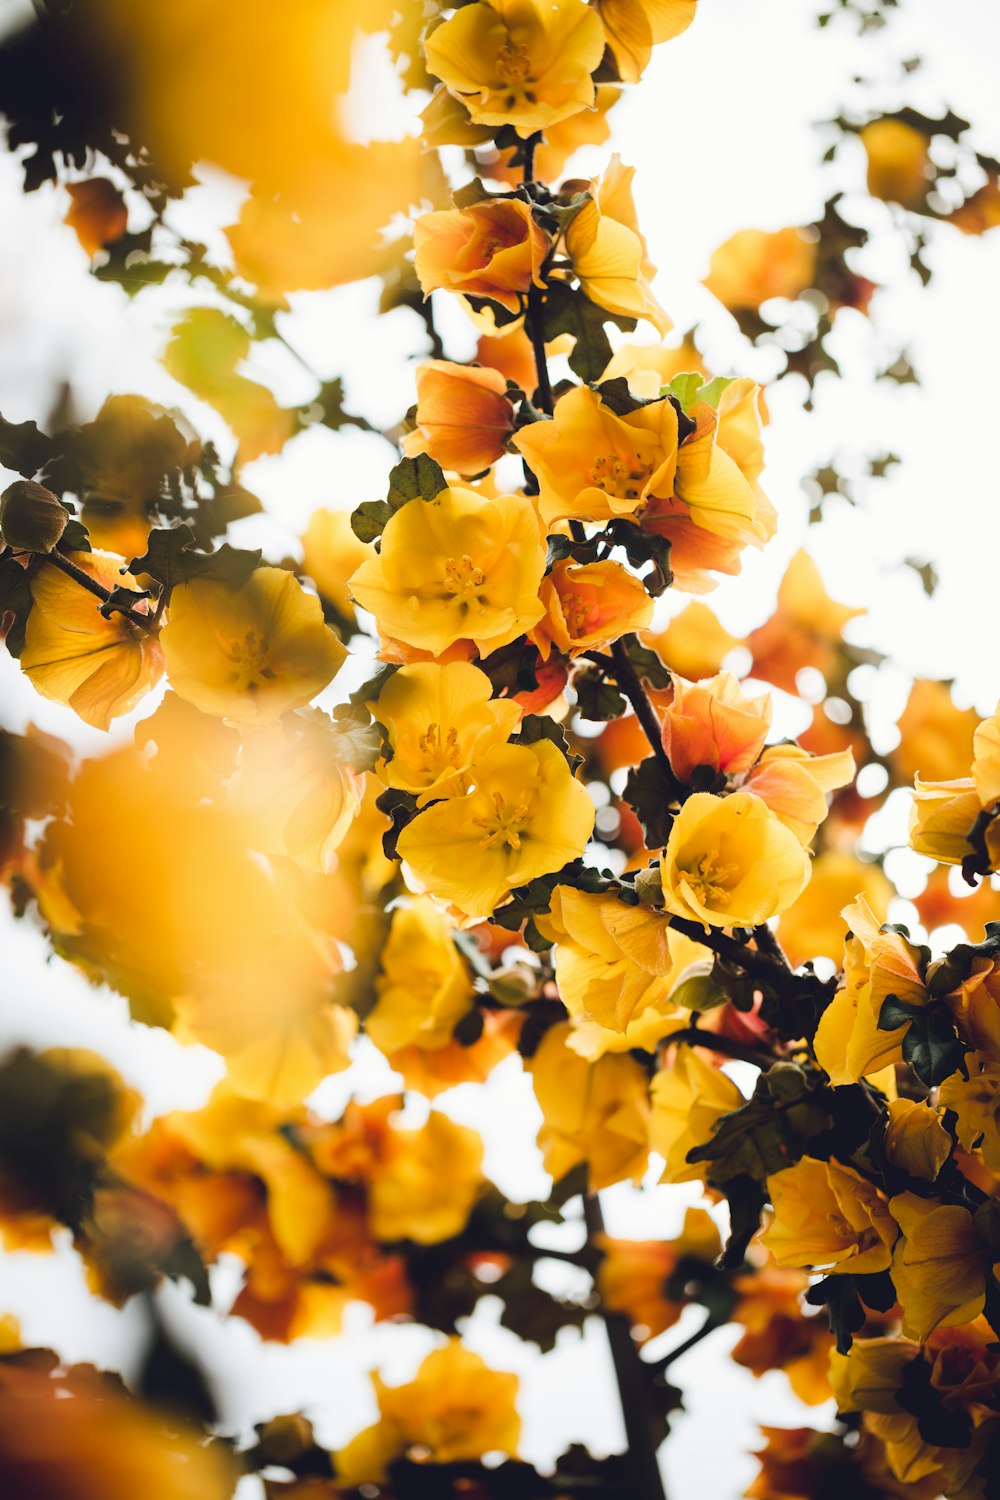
[893,678,979,784]
[164,308,295,461]
[660,791,811,929]
[649,1042,744,1183]
[777,851,892,967]
[861,118,931,208]
[161,567,345,723]
[301,507,371,624]
[424,0,605,138]
[762,1157,897,1275]
[529,1022,650,1188]
[368,1111,483,1244]
[366,899,474,1057]
[641,600,740,680]
[397,740,594,917]
[335,1340,520,1484]
[375,661,521,804]
[565,155,672,333]
[704,226,817,311]
[21,551,164,731]
[349,487,546,656]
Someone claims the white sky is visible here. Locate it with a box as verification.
[2,1,1000,1495]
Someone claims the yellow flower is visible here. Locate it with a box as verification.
[403,360,516,476]
[413,197,551,312]
[366,899,474,1056]
[649,1043,744,1183]
[642,600,741,681]
[349,486,547,657]
[532,558,653,659]
[762,1158,897,1275]
[301,507,371,624]
[659,791,811,930]
[564,155,671,333]
[397,740,594,917]
[884,1098,952,1181]
[747,547,863,693]
[368,1111,483,1244]
[661,671,771,784]
[777,851,892,968]
[893,678,979,784]
[813,896,927,1087]
[596,0,698,84]
[423,0,605,138]
[225,712,365,872]
[374,660,521,804]
[529,1021,650,1188]
[888,1194,989,1339]
[908,776,985,865]
[513,382,679,528]
[742,742,856,846]
[161,567,346,722]
[972,701,1000,808]
[861,119,931,208]
[939,1061,1000,1171]
[21,551,164,730]
[335,1340,520,1485]
[538,885,697,1033]
[704,226,817,311]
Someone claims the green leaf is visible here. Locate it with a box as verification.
[374,787,419,860]
[127,525,261,596]
[594,376,652,417]
[623,757,676,849]
[0,555,34,656]
[98,584,151,620]
[623,636,670,690]
[58,517,91,553]
[877,994,921,1031]
[350,661,399,707]
[805,1274,865,1354]
[664,372,735,411]
[351,455,448,544]
[541,283,636,384]
[574,666,627,721]
[900,1007,967,1088]
[0,412,54,477]
[452,176,490,209]
[350,500,392,544]
[513,713,582,771]
[330,705,383,774]
[604,519,673,596]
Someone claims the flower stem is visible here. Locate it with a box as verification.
[44,549,155,629]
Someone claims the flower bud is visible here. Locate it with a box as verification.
[634,865,664,907]
[488,961,537,1007]
[0,481,69,554]
[254,1414,315,1465]
[669,960,728,1012]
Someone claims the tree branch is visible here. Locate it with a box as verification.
[44,549,155,629]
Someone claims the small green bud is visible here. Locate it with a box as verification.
[488,961,537,1006]
[669,959,728,1011]
[0,481,68,554]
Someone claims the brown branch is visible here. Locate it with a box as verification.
[44,549,155,629]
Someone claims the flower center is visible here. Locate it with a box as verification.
[418,721,460,773]
[495,38,531,84]
[474,791,530,850]
[228,629,274,692]
[444,554,486,602]
[589,452,653,502]
[562,593,597,638]
[682,852,739,908]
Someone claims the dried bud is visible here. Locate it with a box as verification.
[254,1413,315,1465]
[634,864,664,907]
[0,481,69,554]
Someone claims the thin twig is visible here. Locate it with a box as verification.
[44,550,154,629]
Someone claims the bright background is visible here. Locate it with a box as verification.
[2,1,1000,1494]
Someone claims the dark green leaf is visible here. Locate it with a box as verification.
[574,666,627,721]
[127,525,261,596]
[0,412,54,477]
[0,554,34,656]
[622,757,675,849]
[541,283,635,384]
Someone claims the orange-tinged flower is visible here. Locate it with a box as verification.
[861,119,931,208]
[301,508,371,624]
[948,174,1000,235]
[641,600,740,680]
[973,702,1000,808]
[532,558,653,659]
[762,1157,897,1275]
[20,551,164,730]
[564,155,671,333]
[660,791,811,929]
[529,1021,650,1188]
[374,660,521,804]
[513,383,679,528]
[649,1042,744,1182]
[161,566,346,723]
[777,851,892,967]
[403,360,515,476]
[367,1111,483,1244]
[742,742,856,846]
[888,1193,989,1339]
[64,177,128,257]
[661,670,771,783]
[475,327,537,390]
[598,1206,720,1340]
[349,486,546,657]
[397,739,594,917]
[423,0,605,138]
[413,197,551,312]
[596,0,697,84]
[335,1340,520,1485]
[366,898,474,1056]
[813,896,927,1086]
[704,226,817,311]
[747,549,863,692]
[893,678,980,785]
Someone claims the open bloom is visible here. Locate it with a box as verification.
[564,155,671,333]
[397,739,595,917]
[762,1157,897,1275]
[532,558,653,659]
[423,0,605,138]
[349,486,546,656]
[660,791,811,929]
[368,1112,483,1245]
[742,742,856,845]
[161,567,345,722]
[888,1194,989,1339]
[513,383,679,528]
[403,360,515,475]
[21,551,164,730]
[375,661,521,804]
[413,197,551,312]
[529,1022,650,1188]
[366,899,474,1057]
[661,670,771,783]
[650,1043,744,1183]
[596,0,698,84]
